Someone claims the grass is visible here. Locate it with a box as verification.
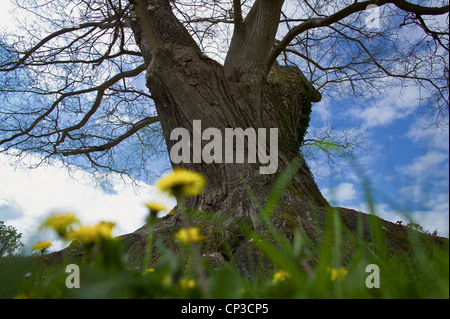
[0,164,448,299]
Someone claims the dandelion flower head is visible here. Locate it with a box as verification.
[273,269,291,282]
[157,168,206,198]
[68,221,115,246]
[31,241,52,253]
[40,213,80,238]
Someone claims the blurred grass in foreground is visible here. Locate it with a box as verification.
[0,163,448,299]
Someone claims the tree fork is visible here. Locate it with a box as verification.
[128,0,328,220]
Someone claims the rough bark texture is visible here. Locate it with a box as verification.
[224,0,285,82]
[110,1,328,274]
[130,0,326,214]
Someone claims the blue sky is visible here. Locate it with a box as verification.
[310,87,449,237]
[0,1,448,254]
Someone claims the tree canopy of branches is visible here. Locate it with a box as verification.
[0,0,448,180]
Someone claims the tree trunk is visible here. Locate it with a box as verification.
[150,50,328,232]
[123,1,333,273]
[132,0,327,212]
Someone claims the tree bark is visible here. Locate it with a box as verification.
[127,0,330,273]
[224,0,285,83]
[133,1,325,208]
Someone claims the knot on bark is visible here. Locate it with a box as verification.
[265,64,320,150]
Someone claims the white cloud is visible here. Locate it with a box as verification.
[0,0,15,30]
[350,85,422,129]
[391,116,450,236]
[410,209,449,238]
[312,98,332,123]
[397,150,448,179]
[0,153,176,252]
[405,117,449,152]
[352,202,403,223]
[397,176,449,237]
[322,182,357,205]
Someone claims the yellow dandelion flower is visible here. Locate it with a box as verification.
[157,168,206,198]
[40,213,80,238]
[273,269,291,283]
[161,274,172,286]
[327,267,348,281]
[179,278,196,289]
[31,241,52,253]
[145,267,155,273]
[145,203,167,214]
[68,221,115,246]
[68,226,97,245]
[96,221,115,238]
[145,202,167,223]
[174,227,204,244]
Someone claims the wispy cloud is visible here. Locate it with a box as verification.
[322,182,357,205]
[397,150,448,179]
[312,98,332,123]
[393,127,449,237]
[405,117,449,152]
[0,199,24,220]
[350,85,422,130]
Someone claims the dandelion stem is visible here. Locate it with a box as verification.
[144,223,155,270]
[190,241,209,298]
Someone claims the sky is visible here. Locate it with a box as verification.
[312,91,449,237]
[0,0,448,254]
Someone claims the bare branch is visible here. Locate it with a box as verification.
[0,64,147,147]
[393,0,449,15]
[131,0,164,55]
[0,19,121,71]
[233,0,243,31]
[60,115,159,156]
[268,0,390,69]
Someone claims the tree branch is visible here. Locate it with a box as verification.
[225,0,285,81]
[131,0,164,55]
[233,0,243,32]
[268,0,449,69]
[0,19,121,72]
[393,0,449,15]
[0,64,147,147]
[268,0,390,69]
[60,116,159,156]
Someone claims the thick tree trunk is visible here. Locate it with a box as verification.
[149,47,328,229]
[126,1,330,273]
